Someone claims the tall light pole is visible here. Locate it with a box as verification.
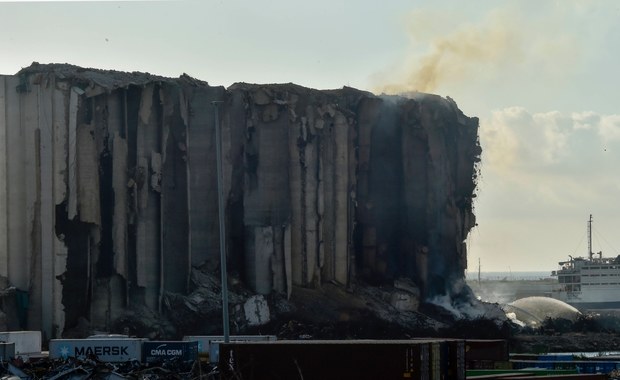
[212,100,229,343]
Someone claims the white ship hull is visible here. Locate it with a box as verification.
[551,216,620,310]
[553,285,620,310]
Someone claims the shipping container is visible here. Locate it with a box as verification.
[49,338,143,362]
[183,335,277,363]
[509,353,538,361]
[574,361,620,374]
[429,341,441,379]
[493,361,513,370]
[508,375,608,380]
[0,331,41,354]
[446,339,466,380]
[511,360,557,370]
[467,369,579,377]
[219,340,458,380]
[466,372,537,379]
[0,342,15,360]
[511,359,620,374]
[465,339,509,362]
[469,360,499,370]
[412,338,465,380]
[539,354,574,362]
[142,341,198,364]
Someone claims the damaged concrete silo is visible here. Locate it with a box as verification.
[0,63,480,339]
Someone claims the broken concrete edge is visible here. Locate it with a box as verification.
[14,62,474,113]
[16,62,191,93]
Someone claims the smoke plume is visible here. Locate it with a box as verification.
[376,8,522,94]
[374,3,586,96]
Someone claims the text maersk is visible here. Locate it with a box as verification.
[75,346,130,356]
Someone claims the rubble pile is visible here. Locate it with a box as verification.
[0,356,212,380]
[510,309,620,353]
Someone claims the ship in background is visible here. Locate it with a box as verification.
[551,214,620,310]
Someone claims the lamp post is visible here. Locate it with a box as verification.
[212,100,229,343]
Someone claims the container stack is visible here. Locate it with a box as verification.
[219,339,466,380]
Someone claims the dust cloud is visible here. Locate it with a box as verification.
[374,4,580,96]
[376,9,522,94]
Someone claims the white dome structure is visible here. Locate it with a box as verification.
[504,296,581,327]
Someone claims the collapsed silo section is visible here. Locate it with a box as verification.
[417,96,480,299]
[228,85,293,295]
[0,67,228,338]
[354,94,480,299]
[224,84,357,295]
[0,64,482,339]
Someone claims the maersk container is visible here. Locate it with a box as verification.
[0,331,41,354]
[49,338,143,362]
[142,341,198,364]
[183,335,277,362]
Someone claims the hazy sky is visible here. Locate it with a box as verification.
[1,0,619,273]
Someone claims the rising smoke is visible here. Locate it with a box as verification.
[376,8,523,94]
[373,2,588,97]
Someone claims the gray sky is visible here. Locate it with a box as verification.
[1,0,619,273]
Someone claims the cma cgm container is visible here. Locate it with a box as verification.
[142,341,198,364]
[220,339,464,380]
[49,338,143,362]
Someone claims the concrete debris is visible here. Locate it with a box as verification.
[0,63,482,339]
[0,355,208,380]
[243,295,270,326]
[390,291,419,312]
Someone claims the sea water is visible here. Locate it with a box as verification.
[465,271,554,281]
[465,271,557,304]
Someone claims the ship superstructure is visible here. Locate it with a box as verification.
[552,215,620,309]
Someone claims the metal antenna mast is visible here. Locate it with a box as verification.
[588,214,593,260]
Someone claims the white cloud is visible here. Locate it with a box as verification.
[471,107,620,271]
[599,114,620,142]
[475,106,620,225]
[481,108,619,176]
[572,111,600,130]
